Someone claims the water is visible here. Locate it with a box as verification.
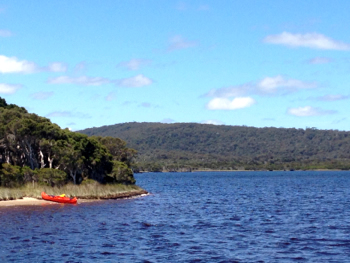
[1,171,350,262]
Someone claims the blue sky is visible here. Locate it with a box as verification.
[1,1,350,131]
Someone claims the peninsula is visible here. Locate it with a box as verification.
[0,97,147,202]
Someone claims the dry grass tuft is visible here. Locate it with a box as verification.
[0,182,147,201]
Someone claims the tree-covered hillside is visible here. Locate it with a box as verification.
[0,97,136,187]
[79,122,350,171]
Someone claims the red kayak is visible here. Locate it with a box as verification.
[41,192,78,204]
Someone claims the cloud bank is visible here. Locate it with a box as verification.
[287,106,336,116]
[0,83,22,94]
[206,97,256,110]
[30,92,54,100]
[117,59,151,70]
[46,111,91,118]
[307,57,332,64]
[167,35,197,51]
[49,74,154,88]
[48,76,111,86]
[0,55,67,74]
[264,32,350,50]
[116,74,153,87]
[0,55,37,73]
[316,94,349,101]
[201,119,224,125]
[205,75,316,98]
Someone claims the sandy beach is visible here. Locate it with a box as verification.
[0,190,149,207]
[0,197,54,207]
[0,197,103,207]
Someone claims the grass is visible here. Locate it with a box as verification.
[0,182,148,201]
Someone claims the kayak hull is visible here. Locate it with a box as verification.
[41,192,77,204]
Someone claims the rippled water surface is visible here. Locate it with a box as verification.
[1,171,350,262]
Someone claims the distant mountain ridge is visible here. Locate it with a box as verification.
[78,122,350,171]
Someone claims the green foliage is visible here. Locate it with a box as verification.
[36,168,67,187]
[79,122,350,171]
[0,97,137,187]
[92,136,137,165]
[0,164,23,187]
[106,161,135,184]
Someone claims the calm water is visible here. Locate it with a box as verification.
[1,171,350,262]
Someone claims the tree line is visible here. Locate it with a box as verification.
[0,97,136,187]
[79,122,350,172]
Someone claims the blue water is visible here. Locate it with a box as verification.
[1,171,350,262]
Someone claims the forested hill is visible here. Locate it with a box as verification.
[79,122,350,171]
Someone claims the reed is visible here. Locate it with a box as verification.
[0,182,147,201]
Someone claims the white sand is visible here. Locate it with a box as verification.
[0,197,55,207]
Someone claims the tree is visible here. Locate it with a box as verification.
[106,161,135,184]
[0,97,137,186]
[0,163,23,187]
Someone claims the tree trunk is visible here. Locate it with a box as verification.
[70,170,77,184]
[48,155,54,169]
[39,150,45,168]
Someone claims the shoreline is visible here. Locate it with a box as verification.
[0,190,149,207]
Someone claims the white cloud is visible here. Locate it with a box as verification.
[47,62,67,72]
[307,57,332,64]
[117,59,151,70]
[105,92,116,101]
[0,30,12,37]
[0,55,37,73]
[48,76,110,86]
[257,76,316,94]
[73,62,87,74]
[30,91,54,100]
[287,106,336,116]
[46,111,73,117]
[0,55,68,74]
[161,118,175,123]
[0,83,21,94]
[206,97,255,110]
[316,94,349,101]
[201,119,224,125]
[117,74,153,87]
[204,75,316,98]
[204,85,248,98]
[46,111,91,118]
[264,32,350,50]
[167,35,197,51]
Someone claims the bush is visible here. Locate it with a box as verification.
[0,164,24,187]
[21,166,38,184]
[106,161,136,184]
[36,168,67,187]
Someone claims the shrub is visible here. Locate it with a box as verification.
[0,164,24,188]
[106,161,136,184]
[21,166,38,184]
[36,168,67,187]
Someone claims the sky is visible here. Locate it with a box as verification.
[1,1,350,131]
